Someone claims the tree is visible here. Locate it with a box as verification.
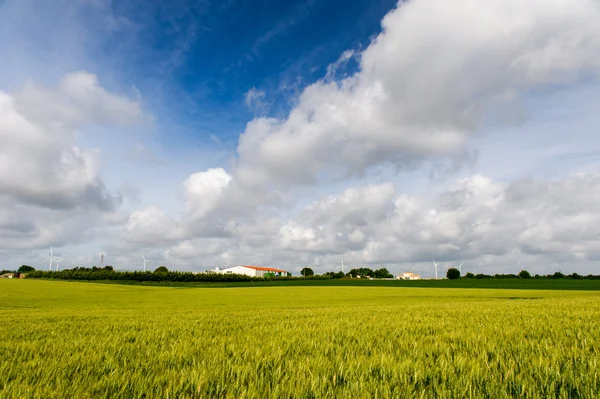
[372,268,393,279]
[518,270,532,279]
[300,267,314,277]
[465,272,474,278]
[446,268,460,280]
[154,266,169,273]
[18,265,35,273]
[552,271,565,279]
[570,272,582,280]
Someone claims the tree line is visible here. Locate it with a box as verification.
[22,266,333,283]
[7,265,598,283]
[445,268,600,280]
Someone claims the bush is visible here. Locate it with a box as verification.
[300,268,314,277]
[446,268,461,280]
[465,272,475,278]
[154,266,169,273]
[518,270,532,279]
[552,271,565,279]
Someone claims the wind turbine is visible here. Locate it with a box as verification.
[41,247,60,271]
[141,254,152,272]
[55,257,64,271]
[432,257,439,279]
[457,261,463,275]
[335,255,348,274]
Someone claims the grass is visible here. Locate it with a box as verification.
[68,277,600,290]
[1,280,600,398]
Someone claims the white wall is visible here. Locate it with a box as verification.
[219,266,257,277]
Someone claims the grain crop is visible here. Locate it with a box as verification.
[1,280,599,398]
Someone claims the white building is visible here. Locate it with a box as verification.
[397,272,421,280]
[215,265,291,277]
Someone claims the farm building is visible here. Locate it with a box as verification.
[216,265,291,277]
[397,272,421,280]
[0,273,14,278]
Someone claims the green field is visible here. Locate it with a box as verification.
[1,280,599,398]
[78,277,600,291]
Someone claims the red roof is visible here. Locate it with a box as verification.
[242,266,288,273]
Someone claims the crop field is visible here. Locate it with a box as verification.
[1,280,600,398]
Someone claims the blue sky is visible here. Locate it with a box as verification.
[85,0,397,147]
[1,0,600,275]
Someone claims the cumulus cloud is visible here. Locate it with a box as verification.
[0,71,144,211]
[117,171,600,275]
[113,0,600,274]
[271,172,600,274]
[7,0,600,275]
[235,0,600,188]
[184,168,232,219]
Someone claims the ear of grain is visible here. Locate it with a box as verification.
[1,280,599,398]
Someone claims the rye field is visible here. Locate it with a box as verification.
[1,280,599,398]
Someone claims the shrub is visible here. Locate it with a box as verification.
[552,271,565,279]
[446,268,461,280]
[300,268,314,277]
[18,265,36,273]
[518,270,532,279]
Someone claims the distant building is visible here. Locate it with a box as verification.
[0,273,14,279]
[397,272,421,280]
[215,265,291,278]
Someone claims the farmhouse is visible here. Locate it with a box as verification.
[0,273,14,279]
[397,272,421,280]
[217,265,291,277]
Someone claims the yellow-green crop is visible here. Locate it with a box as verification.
[1,280,599,398]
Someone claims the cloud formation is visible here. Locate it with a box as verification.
[2,0,600,276]
[0,72,145,255]
[235,0,600,188]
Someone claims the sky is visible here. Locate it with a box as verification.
[1,0,600,277]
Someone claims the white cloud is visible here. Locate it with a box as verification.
[122,206,179,245]
[0,72,144,211]
[3,0,600,277]
[14,71,143,129]
[235,0,600,188]
[183,168,232,219]
[0,71,147,262]
[269,172,600,274]
[244,87,269,114]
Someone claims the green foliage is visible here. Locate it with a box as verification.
[372,267,393,279]
[1,281,600,398]
[25,268,332,283]
[300,267,314,277]
[519,270,532,279]
[324,271,346,279]
[553,271,565,279]
[446,268,461,280]
[348,268,373,278]
[18,265,35,273]
[154,266,169,273]
[465,272,475,278]
[1,269,14,275]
